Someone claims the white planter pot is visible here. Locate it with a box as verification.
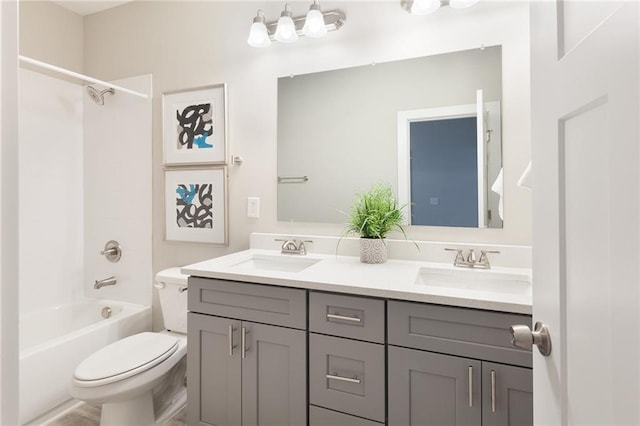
[360,238,387,264]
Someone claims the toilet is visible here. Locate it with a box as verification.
[70,268,189,426]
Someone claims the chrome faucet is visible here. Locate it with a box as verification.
[94,276,117,289]
[275,239,312,255]
[445,248,500,269]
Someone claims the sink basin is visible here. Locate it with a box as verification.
[415,267,531,296]
[230,254,321,273]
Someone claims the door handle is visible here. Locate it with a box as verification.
[509,321,552,356]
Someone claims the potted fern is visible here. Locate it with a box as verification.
[344,182,408,264]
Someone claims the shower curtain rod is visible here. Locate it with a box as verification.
[19,55,150,100]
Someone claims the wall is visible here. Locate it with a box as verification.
[1,0,19,423]
[18,69,84,315]
[82,1,531,283]
[19,0,83,74]
[83,74,153,306]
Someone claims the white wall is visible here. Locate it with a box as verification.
[1,0,20,423]
[18,69,84,316]
[82,1,531,281]
[84,74,153,306]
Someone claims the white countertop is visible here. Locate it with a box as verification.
[182,249,532,315]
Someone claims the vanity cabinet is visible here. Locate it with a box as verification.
[387,300,533,426]
[308,292,386,425]
[187,278,307,426]
[186,277,533,426]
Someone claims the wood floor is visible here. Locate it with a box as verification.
[44,403,186,426]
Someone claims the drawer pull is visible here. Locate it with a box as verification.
[468,366,473,407]
[228,325,236,356]
[326,373,361,384]
[491,370,497,413]
[326,313,361,323]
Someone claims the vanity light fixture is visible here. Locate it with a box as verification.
[247,1,345,48]
[275,4,298,43]
[401,0,480,15]
[247,9,272,48]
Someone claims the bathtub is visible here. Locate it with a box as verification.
[19,299,151,424]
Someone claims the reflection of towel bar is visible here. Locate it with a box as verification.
[278,176,309,183]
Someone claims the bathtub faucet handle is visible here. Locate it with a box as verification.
[94,276,117,289]
[100,240,122,263]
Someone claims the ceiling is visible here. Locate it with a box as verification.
[51,0,134,16]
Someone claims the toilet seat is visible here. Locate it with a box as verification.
[73,332,178,387]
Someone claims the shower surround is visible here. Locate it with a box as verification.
[18,69,152,422]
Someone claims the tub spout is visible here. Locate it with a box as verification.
[94,276,117,289]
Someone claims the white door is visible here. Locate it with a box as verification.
[531,1,639,425]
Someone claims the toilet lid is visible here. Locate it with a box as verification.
[74,332,178,385]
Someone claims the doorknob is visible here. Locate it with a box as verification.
[509,321,552,356]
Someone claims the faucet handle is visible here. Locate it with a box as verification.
[466,249,477,263]
[445,248,466,265]
[478,250,500,268]
[297,240,313,255]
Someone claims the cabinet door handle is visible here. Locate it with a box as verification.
[326,313,361,323]
[491,370,497,413]
[228,325,236,356]
[241,327,249,359]
[326,373,361,384]
[468,366,473,407]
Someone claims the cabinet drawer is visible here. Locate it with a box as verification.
[388,300,533,367]
[310,405,383,426]
[188,277,306,329]
[309,292,384,343]
[309,334,385,422]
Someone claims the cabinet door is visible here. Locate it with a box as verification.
[388,346,481,426]
[187,313,242,426]
[241,322,307,426]
[482,362,533,426]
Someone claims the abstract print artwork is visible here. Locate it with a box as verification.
[165,168,227,244]
[176,183,213,228]
[163,84,227,165]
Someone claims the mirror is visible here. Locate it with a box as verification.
[278,46,503,228]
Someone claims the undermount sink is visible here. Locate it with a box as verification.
[414,267,531,296]
[230,253,321,273]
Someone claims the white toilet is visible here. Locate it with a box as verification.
[70,268,189,426]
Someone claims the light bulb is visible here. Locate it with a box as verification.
[410,0,441,15]
[449,0,480,8]
[275,4,298,43]
[303,2,327,38]
[247,10,271,48]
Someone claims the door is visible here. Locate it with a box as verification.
[187,313,242,426]
[482,362,532,426]
[241,322,307,426]
[388,346,481,425]
[531,2,639,425]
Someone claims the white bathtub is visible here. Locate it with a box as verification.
[19,299,151,424]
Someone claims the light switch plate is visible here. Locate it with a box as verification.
[247,197,260,218]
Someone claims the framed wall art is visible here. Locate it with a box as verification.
[164,168,228,245]
[162,84,227,165]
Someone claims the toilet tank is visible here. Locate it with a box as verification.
[154,268,189,334]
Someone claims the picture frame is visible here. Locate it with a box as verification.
[164,168,228,245]
[162,84,227,165]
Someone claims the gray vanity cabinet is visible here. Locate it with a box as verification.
[387,300,533,426]
[187,278,307,426]
[481,362,533,426]
[388,346,482,425]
